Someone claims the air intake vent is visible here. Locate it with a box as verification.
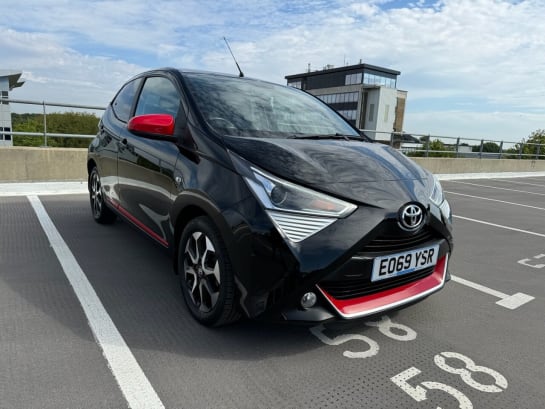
[267,210,336,243]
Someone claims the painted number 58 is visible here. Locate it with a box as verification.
[391,352,508,409]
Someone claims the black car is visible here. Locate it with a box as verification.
[88,68,453,326]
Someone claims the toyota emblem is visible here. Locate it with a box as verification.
[398,204,424,231]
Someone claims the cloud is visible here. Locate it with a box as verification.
[1,0,544,141]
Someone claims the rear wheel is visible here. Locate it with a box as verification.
[89,167,116,224]
[178,216,240,326]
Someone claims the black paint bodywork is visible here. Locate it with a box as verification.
[88,68,453,321]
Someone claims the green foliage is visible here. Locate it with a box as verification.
[472,142,500,153]
[11,112,100,148]
[508,129,545,159]
[408,139,456,157]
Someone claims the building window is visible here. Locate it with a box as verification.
[384,104,389,123]
[288,81,302,89]
[345,73,362,85]
[338,110,357,120]
[0,127,10,140]
[369,104,375,122]
[317,92,359,105]
[363,73,396,88]
[1,91,7,104]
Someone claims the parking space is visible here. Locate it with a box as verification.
[0,176,544,408]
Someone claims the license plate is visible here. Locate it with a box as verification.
[371,245,439,282]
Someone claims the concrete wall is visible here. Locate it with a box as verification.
[0,147,88,182]
[414,157,545,174]
[1,147,545,182]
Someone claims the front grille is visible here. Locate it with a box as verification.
[360,228,435,254]
[319,266,434,300]
[318,221,443,301]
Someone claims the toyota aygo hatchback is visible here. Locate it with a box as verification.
[88,68,453,326]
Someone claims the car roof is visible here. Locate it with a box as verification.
[129,67,280,87]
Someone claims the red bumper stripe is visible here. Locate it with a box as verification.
[318,254,448,318]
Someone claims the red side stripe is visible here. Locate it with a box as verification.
[106,198,169,248]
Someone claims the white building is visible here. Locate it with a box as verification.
[285,62,407,142]
[0,70,25,147]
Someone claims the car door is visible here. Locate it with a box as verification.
[96,78,142,204]
[117,75,184,248]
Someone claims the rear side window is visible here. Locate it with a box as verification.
[135,76,181,118]
[112,79,141,122]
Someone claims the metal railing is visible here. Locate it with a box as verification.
[360,130,545,160]
[0,97,105,146]
[1,97,543,159]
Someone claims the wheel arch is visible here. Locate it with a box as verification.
[171,193,237,276]
[87,158,97,179]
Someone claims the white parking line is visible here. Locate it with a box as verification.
[451,275,534,310]
[0,181,87,196]
[27,195,165,409]
[453,215,545,238]
[493,179,545,188]
[437,171,545,180]
[445,191,545,211]
[448,181,545,196]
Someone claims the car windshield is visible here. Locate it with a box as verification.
[182,72,359,138]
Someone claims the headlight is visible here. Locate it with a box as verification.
[429,175,452,223]
[429,175,444,207]
[230,152,357,243]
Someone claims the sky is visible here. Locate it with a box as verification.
[1,0,544,143]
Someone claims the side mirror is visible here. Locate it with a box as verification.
[128,114,177,142]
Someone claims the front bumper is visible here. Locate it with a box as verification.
[276,230,452,322]
[318,254,449,319]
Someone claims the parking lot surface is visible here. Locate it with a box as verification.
[1,175,544,409]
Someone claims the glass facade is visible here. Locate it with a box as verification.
[345,72,396,88]
[288,80,302,89]
[363,73,396,88]
[345,73,362,85]
[338,110,357,120]
[316,92,359,104]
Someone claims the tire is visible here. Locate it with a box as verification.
[178,216,241,326]
[89,167,117,224]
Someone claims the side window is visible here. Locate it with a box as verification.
[112,79,141,122]
[135,77,181,118]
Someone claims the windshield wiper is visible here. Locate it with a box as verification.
[287,133,365,141]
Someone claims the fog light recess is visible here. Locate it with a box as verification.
[300,292,317,309]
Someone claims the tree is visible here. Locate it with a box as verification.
[408,138,455,157]
[472,142,500,153]
[11,112,100,148]
[510,129,545,159]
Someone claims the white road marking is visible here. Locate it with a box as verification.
[451,275,534,310]
[447,181,545,196]
[518,254,545,269]
[0,181,87,196]
[437,172,545,181]
[493,179,545,188]
[27,195,165,409]
[453,215,545,238]
[445,191,545,211]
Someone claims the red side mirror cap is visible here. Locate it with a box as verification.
[128,114,175,137]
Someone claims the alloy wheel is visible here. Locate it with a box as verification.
[183,231,221,313]
[90,170,103,218]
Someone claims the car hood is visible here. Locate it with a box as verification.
[223,137,432,207]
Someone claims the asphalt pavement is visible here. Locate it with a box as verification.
[0,175,543,409]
